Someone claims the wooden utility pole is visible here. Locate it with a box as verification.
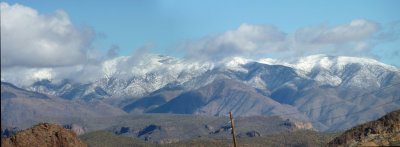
[230,112,238,147]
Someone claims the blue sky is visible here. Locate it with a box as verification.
[2,0,400,67]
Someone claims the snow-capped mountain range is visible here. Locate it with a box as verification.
[2,54,400,131]
[19,54,399,100]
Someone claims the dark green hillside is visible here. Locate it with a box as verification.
[80,130,337,147]
[20,113,309,143]
[103,114,303,143]
[80,131,154,147]
[236,130,338,147]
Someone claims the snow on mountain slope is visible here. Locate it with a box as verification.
[259,54,398,73]
[258,54,400,88]
[26,54,214,99]
[95,55,214,98]
[224,57,252,73]
[16,54,400,100]
[2,54,400,132]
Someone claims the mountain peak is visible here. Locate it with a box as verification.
[294,54,397,72]
[259,54,398,74]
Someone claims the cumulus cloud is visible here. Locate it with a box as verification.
[184,23,286,61]
[1,2,398,86]
[0,2,113,86]
[295,19,380,44]
[183,19,386,61]
[0,2,95,68]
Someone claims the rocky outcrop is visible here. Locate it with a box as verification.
[281,119,314,131]
[1,122,87,147]
[63,124,87,136]
[327,109,400,147]
[293,121,313,130]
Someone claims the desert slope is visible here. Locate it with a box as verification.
[327,109,400,146]
[1,82,127,126]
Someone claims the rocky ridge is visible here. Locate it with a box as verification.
[1,122,87,147]
[327,109,400,147]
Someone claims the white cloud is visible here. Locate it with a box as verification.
[295,19,380,44]
[1,2,95,68]
[183,19,384,61]
[184,23,286,61]
[114,41,155,78]
[1,2,397,86]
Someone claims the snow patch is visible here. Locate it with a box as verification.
[225,57,251,72]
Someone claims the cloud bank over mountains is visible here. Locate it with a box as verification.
[1,2,399,85]
[183,19,388,61]
[1,2,95,68]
